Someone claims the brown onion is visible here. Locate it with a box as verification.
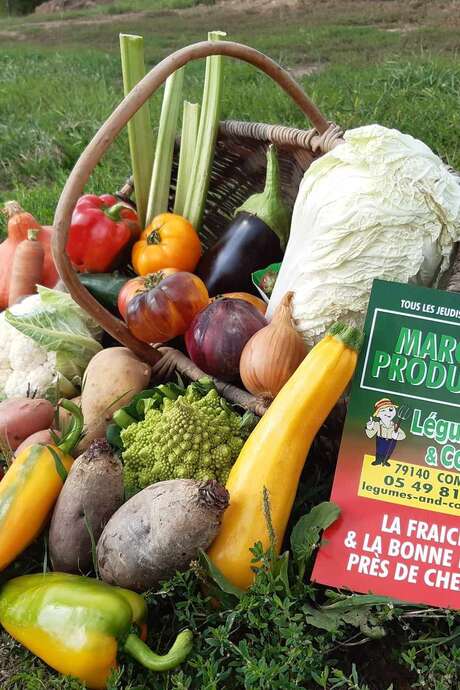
[240,291,307,401]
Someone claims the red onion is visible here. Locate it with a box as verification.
[185,299,266,381]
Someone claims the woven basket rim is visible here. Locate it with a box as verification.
[117,118,345,202]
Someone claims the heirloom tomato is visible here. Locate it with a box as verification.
[118,268,179,321]
[127,272,208,344]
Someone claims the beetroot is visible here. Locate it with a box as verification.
[185,298,266,381]
[97,479,229,591]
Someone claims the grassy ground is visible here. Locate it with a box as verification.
[1,0,459,234]
[1,1,460,687]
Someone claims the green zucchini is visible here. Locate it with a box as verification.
[78,273,129,312]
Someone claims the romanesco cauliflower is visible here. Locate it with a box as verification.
[121,388,248,494]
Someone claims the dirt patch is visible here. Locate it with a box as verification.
[22,0,297,30]
[215,0,300,11]
[12,0,460,40]
[36,0,95,13]
[35,0,111,11]
[288,62,326,78]
[0,30,27,39]
[384,24,420,33]
[19,10,146,28]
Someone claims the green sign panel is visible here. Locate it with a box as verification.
[360,281,460,408]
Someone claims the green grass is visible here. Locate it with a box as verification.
[1,43,458,235]
[1,2,460,687]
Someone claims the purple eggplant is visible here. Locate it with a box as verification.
[197,145,290,296]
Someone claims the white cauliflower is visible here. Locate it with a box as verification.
[0,309,60,399]
[0,288,102,401]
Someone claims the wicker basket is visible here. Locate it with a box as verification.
[51,40,460,415]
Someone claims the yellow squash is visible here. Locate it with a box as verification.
[0,400,82,571]
[207,323,362,589]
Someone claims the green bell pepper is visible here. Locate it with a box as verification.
[0,572,192,689]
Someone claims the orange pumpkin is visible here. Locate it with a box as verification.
[211,292,267,315]
[132,213,201,276]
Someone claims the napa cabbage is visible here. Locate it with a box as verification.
[267,125,460,345]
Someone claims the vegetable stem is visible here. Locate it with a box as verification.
[27,229,39,241]
[146,68,185,225]
[103,202,131,222]
[174,101,200,216]
[327,323,363,352]
[236,144,290,249]
[124,629,193,671]
[57,400,84,454]
[183,30,226,231]
[113,408,136,430]
[120,34,154,229]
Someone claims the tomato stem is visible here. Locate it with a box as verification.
[146,230,161,246]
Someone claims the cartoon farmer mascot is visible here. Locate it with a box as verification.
[366,398,406,467]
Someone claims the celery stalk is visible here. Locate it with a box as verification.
[146,67,184,225]
[174,101,200,217]
[183,30,226,231]
[119,34,154,229]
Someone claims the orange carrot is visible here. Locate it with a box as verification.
[8,229,45,306]
[0,202,58,309]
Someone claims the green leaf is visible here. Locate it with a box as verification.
[290,502,340,577]
[239,410,259,438]
[304,591,396,637]
[123,383,186,421]
[83,507,99,579]
[192,377,216,397]
[409,626,460,647]
[198,550,244,600]
[47,445,68,483]
[5,287,102,387]
[42,532,49,575]
[323,591,401,609]
[37,285,102,339]
[106,423,123,450]
[272,550,290,593]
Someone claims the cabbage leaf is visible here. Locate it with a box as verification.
[5,287,102,385]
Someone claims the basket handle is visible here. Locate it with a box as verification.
[52,40,333,365]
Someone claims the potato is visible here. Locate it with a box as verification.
[14,429,56,457]
[77,348,151,453]
[97,479,229,591]
[0,398,55,451]
[49,439,124,574]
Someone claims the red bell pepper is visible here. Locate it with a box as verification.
[66,194,140,273]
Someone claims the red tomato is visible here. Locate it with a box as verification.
[127,272,209,344]
[118,268,180,321]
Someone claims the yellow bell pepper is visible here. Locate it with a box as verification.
[132,212,201,276]
[0,572,192,689]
